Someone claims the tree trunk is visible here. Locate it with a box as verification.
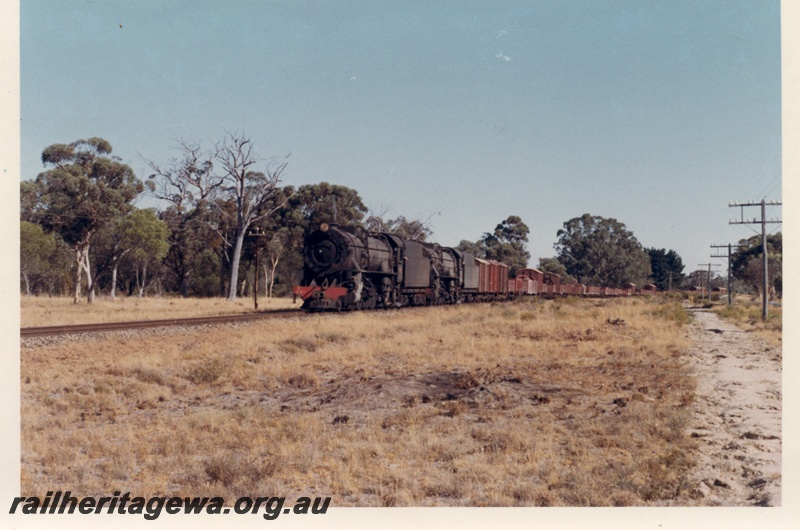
[180,272,190,298]
[23,272,30,296]
[82,248,95,304]
[110,250,129,299]
[227,226,246,300]
[74,246,84,303]
[264,263,272,298]
[110,263,118,299]
[268,255,280,298]
[137,263,148,297]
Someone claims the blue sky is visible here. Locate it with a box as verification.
[20,0,782,277]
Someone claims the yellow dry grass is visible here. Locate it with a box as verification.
[711,297,782,347]
[20,295,297,327]
[21,296,697,506]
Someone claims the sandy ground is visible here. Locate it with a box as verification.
[685,307,781,506]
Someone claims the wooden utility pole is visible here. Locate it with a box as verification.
[697,263,720,302]
[710,243,742,306]
[729,200,782,320]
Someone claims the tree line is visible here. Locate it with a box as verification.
[20,134,443,302]
[20,134,780,302]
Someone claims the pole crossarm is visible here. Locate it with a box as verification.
[728,201,782,207]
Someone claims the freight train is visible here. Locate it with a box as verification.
[292,223,653,311]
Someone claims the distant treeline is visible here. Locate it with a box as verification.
[20,134,781,302]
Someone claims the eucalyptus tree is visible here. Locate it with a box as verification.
[481,215,530,276]
[20,221,72,296]
[285,182,368,236]
[554,214,651,287]
[213,133,290,300]
[92,208,170,297]
[21,138,143,303]
[455,239,486,257]
[731,233,782,297]
[147,133,290,300]
[453,216,530,275]
[364,212,435,241]
[538,257,577,284]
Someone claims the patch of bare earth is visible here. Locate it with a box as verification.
[684,307,781,506]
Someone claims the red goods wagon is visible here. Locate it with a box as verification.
[493,261,509,293]
[542,271,562,296]
[475,258,491,293]
[515,275,534,295]
[517,276,534,294]
[475,259,510,294]
[517,268,543,295]
[508,278,517,294]
[488,261,499,292]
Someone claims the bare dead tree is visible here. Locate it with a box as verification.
[145,133,290,300]
[145,140,221,210]
[214,131,290,300]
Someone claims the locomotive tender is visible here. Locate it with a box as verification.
[292,223,641,311]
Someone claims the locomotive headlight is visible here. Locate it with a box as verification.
[320,223,330,232]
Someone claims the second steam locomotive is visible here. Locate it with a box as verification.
[292,223,645,312]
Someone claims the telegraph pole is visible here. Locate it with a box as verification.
[697,263,720,302]
[710,243,739,306]
[729,199,782,320]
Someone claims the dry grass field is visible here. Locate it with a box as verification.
[21,296,699,506]
[20,295,297,327]
[710,298,782,347]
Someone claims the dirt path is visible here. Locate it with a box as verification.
[685,307,781,506]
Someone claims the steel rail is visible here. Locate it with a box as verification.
[21,309,306,338]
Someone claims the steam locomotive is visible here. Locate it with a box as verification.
[292,223,646,312]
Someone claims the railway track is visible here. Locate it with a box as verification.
[20,309,306,338]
